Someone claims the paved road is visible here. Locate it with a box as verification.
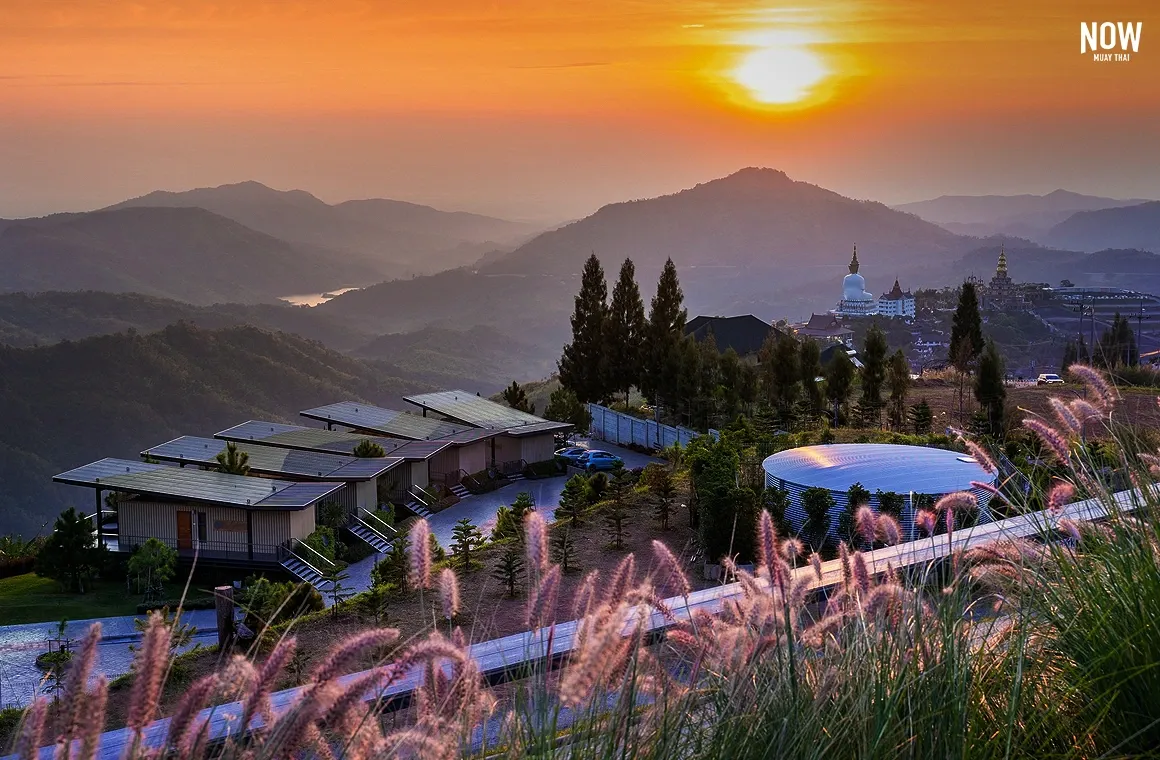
[0,610,217,709]
[345,440,661,593]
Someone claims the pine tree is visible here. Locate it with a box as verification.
[799,338,824,419]
[352,439,385,458]
[949,282,985,367]
[544,386,593,432]
[647,466,677,530]
[908,398,933,435]
[558,253,609,403]
[35,508,104,593]
[450,518,483,571]
[974,339,1007,437]
[761,330,800,423]
[603,258,646,406]
[886,349,911,431]
[675,335,701,426]
[824,347,856,426]
[377,532,411,595]
[718,347,743,422]
[215,441,250,475]
[492,545,524,598]
[641,258,687,413]
[603,470,632,550]
[860,324,889,424]
[555,474,590,526]
[695,330,721,429]
[501,381,534,414]
[552,527,575,573]
[1096,312,1138,368]
[949,282,984,425]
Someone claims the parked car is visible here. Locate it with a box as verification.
[578,450,623,472]
[1037,373,1064,385]
[554,447,589,467]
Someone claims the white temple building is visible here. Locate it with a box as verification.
[832,245,915,319]
[834,246,878,317]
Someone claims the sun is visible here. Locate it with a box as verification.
[730,44,829,106]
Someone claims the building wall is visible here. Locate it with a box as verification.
[355,480,376,509]
[287,507,316,541]
[457,441,488,475]
[518,433,556,464]
[429,447,461,480]
[250,510,291,549]
[118,501,299,553]
[494,435,522,466]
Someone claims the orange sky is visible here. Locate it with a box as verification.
[1,0,1156,220]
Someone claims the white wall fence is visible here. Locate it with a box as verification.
[587,404,714,451]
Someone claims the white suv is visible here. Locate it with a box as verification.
[1037,373,1064,385]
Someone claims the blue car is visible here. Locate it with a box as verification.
[554,446,589,467]
[577,449,623,472]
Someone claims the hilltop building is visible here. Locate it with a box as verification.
[878,279,916,318]
[833,245,914,319]
[981,245,1025,310]
[797,313,854,344]
[684,315,776,358]
[835,246,878,317]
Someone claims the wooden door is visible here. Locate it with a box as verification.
[176,511,193,550]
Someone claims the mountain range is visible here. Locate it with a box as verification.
[895,190,1152,239]
[106,181,539,276]
[1043,202,1160,253]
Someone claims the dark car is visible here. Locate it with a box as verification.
[554,446,589,467]
[577,449,623,472]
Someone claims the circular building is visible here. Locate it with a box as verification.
[762,443,997,541]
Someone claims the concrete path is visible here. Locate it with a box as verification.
[344,440,661,594]
[0,609,217,709]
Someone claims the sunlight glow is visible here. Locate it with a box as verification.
[731,42,829,105]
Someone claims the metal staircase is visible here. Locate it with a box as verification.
[449,483,471,499]
[406,487,434,519]
[346,508,396,553]
[278,539,334,591]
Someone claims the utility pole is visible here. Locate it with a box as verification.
[1137,298,1145,366]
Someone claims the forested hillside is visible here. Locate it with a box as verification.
[0,324,431,538]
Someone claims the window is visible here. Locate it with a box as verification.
[197,512,207,543]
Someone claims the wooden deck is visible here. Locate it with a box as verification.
[13,487,1143,760]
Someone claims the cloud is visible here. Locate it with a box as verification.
[508,61,610,69]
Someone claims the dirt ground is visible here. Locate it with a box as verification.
[908,378,1160,432]
[84,481,707,734]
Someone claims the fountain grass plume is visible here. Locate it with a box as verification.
[78,675,108,760]
[167,673,219,752]
[1047,480,1076,515]
[312,628,400,685]
[524,510,548,576]
[61,622,101,740]
[240,636,296,732]
[605,553,637,606]
[916,509,937,536]
[408,518,432,590]
[439,567,460,621]
[855,506,877,546]
[757,510,778,575]
[1048,397,1082,435]
[1067,363,1118,407]
[526,564,561,628]
[651,540,691,598]
[1022,417,1073,463]
[15,697,47,760]
[876,513,902,546]
[127,612,171,737]
[809,551,823,581]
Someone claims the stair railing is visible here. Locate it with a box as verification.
[357,507,397,539]
[288,537,335,572]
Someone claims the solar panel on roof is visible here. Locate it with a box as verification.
[300,402,471,440]
[402,390,549,429]
[143,436,401,480]
[215,420,412,457]
[52,458,343,509]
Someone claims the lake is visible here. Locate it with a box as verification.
[278,287,361,307]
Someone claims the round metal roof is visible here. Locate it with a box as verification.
[762,443,991,496]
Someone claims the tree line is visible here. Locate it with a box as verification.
[558,254,931,433]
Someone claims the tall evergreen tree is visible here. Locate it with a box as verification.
[501,380,534,414]
[886,349,911,431]
[675,335,701,425]
[948,282,984,425]
[974,339,1007,437]
[799,338,824,417]
[641,258,687,413]
[696,330,721,428]
[860,324,889,423]
[908,398,933,434]
[948,282,985,367]
[824,347,856,425]
[603,258,647,405]
[718,347,743,422]
[558,253,609,403]
[1096,312,1138,368]
[761,330,800,422]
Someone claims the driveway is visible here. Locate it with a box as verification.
[0,609,217,709]
[344,440,662,593]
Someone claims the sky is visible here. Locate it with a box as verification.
[1,0,1157,222]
